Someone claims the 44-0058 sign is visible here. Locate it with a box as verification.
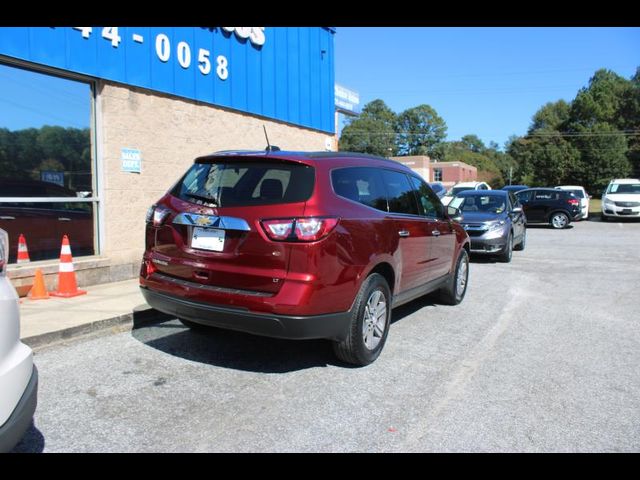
[71,27,266,81]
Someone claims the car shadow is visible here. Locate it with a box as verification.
[390,294,438,325]
[10,420,45,453]
[131,297,438,373]
[131,319,340,373]
[468,254,502,264]
[526,224,574,230]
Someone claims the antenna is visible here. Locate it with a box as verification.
[263,125,281,152]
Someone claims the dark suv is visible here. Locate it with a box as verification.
[515,188,581,229]
[140,151,470,365]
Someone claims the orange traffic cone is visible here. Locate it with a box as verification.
[17,234,30,263]
[50,235,87,298]
[28,268,50,300]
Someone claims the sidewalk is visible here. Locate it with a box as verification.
[19,279,168,350]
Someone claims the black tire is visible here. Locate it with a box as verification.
[497,231,513,263]
[513,227,526,251]
[332,273,391,366]
[601,213,608,222]
[178,318,209,330]
[437,249,470,305]
[549,211,569,229]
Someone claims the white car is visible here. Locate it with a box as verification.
[0,228,38,452]
[601,179,640,221]
[556,185,590,220]
[441,181,491,206]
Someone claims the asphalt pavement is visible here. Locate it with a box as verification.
[12,218,640,452]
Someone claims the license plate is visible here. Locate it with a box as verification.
[622,209,632,214]
[191,227,225,251]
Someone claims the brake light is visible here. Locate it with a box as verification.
[261,219,294,240]
[260,217,339,242]
[146,205,172,226]
[567,198,580,206]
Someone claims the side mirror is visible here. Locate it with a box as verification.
[512,206,523,213]
[447,205,463,222]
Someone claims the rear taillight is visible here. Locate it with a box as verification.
[260,217,339,242]
[567,198,580,206]
[0,229,7,275]
[146,205,172,227]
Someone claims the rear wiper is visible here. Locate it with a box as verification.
[185,193,218,206]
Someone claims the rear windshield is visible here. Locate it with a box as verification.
[567,189,585,198]
[450,186,474,195]
[171,161,315,207]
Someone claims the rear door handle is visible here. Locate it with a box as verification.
[0,216,15,220]
[398,230,410,237]
[58,217,71,221]
[432,230,441,237]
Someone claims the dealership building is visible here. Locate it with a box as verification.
[0,27,339,293]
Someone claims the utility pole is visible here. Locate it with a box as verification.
[509,166,513,185]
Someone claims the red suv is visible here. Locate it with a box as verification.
[140,151,470,365]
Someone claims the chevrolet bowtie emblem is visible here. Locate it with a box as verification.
[195,216,214,227]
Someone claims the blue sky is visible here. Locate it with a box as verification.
[0,63,90,130]
[334,27,640,149]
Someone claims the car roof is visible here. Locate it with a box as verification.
[556,185,585,190]
[456,189,507,197]
[610,178,640,184]
[194,150,409,169]
[453,181,485,187]
[517,187,570,193]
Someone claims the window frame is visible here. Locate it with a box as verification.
[0,59,100,264]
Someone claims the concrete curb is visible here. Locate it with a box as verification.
[22,305,173,351]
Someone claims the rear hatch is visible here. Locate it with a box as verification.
[149,156,315,294]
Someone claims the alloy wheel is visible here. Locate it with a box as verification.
[362,290,387,350]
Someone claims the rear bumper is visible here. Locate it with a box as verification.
[141,287,352,341]
[0,365,38,453]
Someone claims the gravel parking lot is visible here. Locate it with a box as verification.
[13,219,640,452]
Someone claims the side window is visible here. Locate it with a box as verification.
[411,176,445,219]
[533,190,555,201]
[516,190,532,203]
[381,170,420,216]
[331,167,388,212]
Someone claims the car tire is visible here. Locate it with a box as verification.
[332,273,391,366]
[601,214,608,222]
[513,228,526,251]
[549,212,569,229]
[497,231,513,263]
[437,249,470,306]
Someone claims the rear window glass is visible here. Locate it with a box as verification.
[172,160,314,207]
[331,167,388,211]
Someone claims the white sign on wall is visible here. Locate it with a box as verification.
[121,148,142,173]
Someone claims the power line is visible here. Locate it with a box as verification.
[341,130,640,138]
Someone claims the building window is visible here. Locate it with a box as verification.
[0,62,97,264]
[433,168,443,182]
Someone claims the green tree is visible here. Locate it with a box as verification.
[529,100,571,132]
[460,134,485,153]
[570,123,631,192]
[395,104,447,157]
[570,69,631,129]
[509,133,581,187]
[339,99,398,156]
